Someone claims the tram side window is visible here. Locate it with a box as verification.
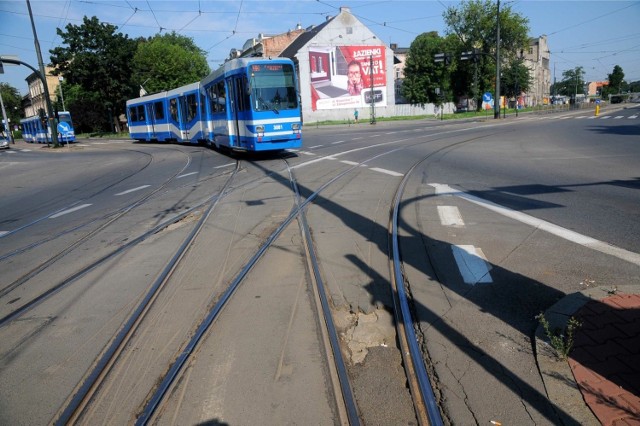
[217,81,226,113]
[208,82,226,113]
[235,77,250,112]
[170,98,178,121]
[186,94,197,121]
[130,106,138,122]
[154,102,164,120]
[137,105,145,121]
[200,93,206,117]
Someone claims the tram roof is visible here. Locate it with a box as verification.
[200,57,294,87]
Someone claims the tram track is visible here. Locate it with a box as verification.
[36,154,363,425]
[49,159,241,425]
[0,146,227,304]
[1,127,505,424]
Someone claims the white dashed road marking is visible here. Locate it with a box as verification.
[437,206,464,227]
[177,172,198,178]
[429,183,640,266]
[452,245,493,285]
[49,204,92,219]
[369,167,403,177]
[115,185,150,196]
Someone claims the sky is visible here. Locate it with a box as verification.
[1,0,639,96]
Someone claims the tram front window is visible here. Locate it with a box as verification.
[250,63,298,112]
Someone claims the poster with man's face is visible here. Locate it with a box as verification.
[309,45,386,111]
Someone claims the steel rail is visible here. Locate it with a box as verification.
[286,161,361,426]
[0,146,195,299]
[51,162,241,425]
[390,161,444,426]
[134,158,370,424]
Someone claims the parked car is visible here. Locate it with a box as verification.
[0,136,10,149]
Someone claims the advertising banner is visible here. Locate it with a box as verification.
[309,45,386,111]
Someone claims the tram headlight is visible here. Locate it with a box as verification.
[255,125,264,142]
[291,123,300,131]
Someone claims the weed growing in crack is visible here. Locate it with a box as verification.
[536,313,582,360]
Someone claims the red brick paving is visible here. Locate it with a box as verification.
[569,293,640,425]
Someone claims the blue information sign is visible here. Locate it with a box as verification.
[57,122,71,133]
[482,92,493,102]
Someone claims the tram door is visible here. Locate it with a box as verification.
[145,103,156,139]
[227,77,240,147]
[178,95,189,141]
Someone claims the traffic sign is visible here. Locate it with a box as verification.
[483,92,493,102]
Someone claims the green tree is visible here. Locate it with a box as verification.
[443,0,530,109]
[132,32,210,94]
[402,31,458,106]
[500,57,532,98]
[0,83,23,136]
[555,66,585,98]
[60,84,110,134]
[49,16,138,132]
[602,65,625,97]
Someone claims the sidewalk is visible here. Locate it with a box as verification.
[536,285,640,425]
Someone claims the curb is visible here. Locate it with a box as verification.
[535,284,639,425]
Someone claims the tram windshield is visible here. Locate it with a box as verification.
[250,63,298,112]
[59,113,73,124]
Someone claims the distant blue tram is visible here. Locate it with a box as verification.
[20,111,76,144]
[126,57,302,152]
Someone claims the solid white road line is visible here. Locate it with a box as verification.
[452,244,493,285]
[429,183,640,266]
[49,204,92,219]
[115,185,150,196]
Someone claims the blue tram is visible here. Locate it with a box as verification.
[126,57,302,152]
[20,111,76,144]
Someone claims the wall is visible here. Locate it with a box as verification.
[294,8,398,122]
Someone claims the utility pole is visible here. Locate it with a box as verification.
[58,76,66,111]
[26,0,59,147]
[0,91,13,143]
[494,0,501,119]
[369,54,376,124]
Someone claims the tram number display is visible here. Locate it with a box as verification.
[252,64,283,72]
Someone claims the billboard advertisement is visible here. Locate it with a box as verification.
[309,45,387,111]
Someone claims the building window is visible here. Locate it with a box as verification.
[346,27,353,34]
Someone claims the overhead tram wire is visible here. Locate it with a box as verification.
[547,2,638,36]
[232,0,244,36]
[145,0,164,33]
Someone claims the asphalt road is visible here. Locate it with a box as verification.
[0,103,638,424]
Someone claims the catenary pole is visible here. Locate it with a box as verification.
[494,0,501,119]
[26,0,59,147]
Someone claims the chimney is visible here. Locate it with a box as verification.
[340,7,351,13]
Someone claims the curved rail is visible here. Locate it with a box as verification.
[52,162,241,425]
[286,160,361,426]
[390,163,444,426]
[0,146,197,298]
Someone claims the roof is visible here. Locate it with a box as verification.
[279,18,333,60]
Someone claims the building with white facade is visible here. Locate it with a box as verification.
[238,7,398,122]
